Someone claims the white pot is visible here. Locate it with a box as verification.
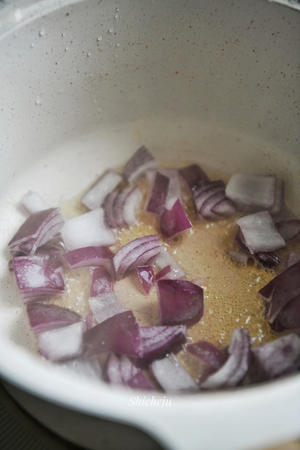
[0,1,299,449]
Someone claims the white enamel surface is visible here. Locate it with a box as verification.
[0,1,299,449]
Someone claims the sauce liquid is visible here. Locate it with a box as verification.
[52,163,300,381]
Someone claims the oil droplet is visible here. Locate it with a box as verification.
[114,14,119,20]
[115,42,120,48]
[65,47,69,52]
[30,43,34,48]
[108,28,114,34]
[97,35,103,42]
[86,52,91,57]
[38,29,45,37]
[61,32,66,37]
[35,97,42,106]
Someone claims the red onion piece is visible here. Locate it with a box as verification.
[38,321,86,362]
[150,353,198,393]
[103,191,118,228]
[113,235,161,279]
[21,191,49,214]
[252,333,300,378]
[146,172,170,215]
[90,267,113,297]
[277,220,300,241]
[12,255,65,302]
[84,311,142,358]
[106,354,155,390]
[201,328,250,389]
[81,169,122,210]
[237,211,286,254]
[60,356,103,381]
[114,188,130,228]
[64,246,113,271]
[179,164,209,191]
[235,230,281,269]
[193,181,235,220]
[123,146,157,183]
[193,181,224,215]
[259,261,300,323]
[8,208,64,256]
[157,279,204,326]
[272,295,300,332]
[160,200,192,238]
[136,265,154,294]
[123,187,142,226]
[225,174,276,210]
[154,247,185,280]
[160,169,182,209]
[212,198,236,217]
[155,265,172,280]
[27,303,81,335]
[140,325,186,362]
[287,252,300,268]
[187,341,226,370]
[61,208,115,251]
[85,311,95,329]
[88,293,124,324]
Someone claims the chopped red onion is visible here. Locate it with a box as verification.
[12,255,65,302]
[61,208,115,251]
[103,191,118,228]
[64,246,113,273]
[225,174,276,210]
[60,356,103,381]
[154,247,185,280]
[155,265,172,280]
[113,235,161,279]
[106,354,155,390]
[8,208,64,256]
[287,252,300,268]
[259,261,300,323]
[140,325,186,362]
[84,311,142,358]
[179,164,209,191]
[150,353,198,393]
[123,187,142,226]
[277,220,300,241]
[160,200,192,238]
[114,188,130,228]
[201,328,250,389]
[123,146,157,183]
[21,191,49,214]
[160,169,182,209]
[157,279,204,326]
[236,211,286,254]
[81,170,122,210]
[27,303,81,335]
[187,341,225,370]
[227,250,249,266]
[136,266,154,294]
[272,295,300,332]
[193,181,235,220]
[235,230,281,269]
[252,333,300,378]
[146,172,170,215]
[90,267,113,297]
[85,311,95,329]
[104,187,142,229]
[38,321,86,362]
[88,293,124,324]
